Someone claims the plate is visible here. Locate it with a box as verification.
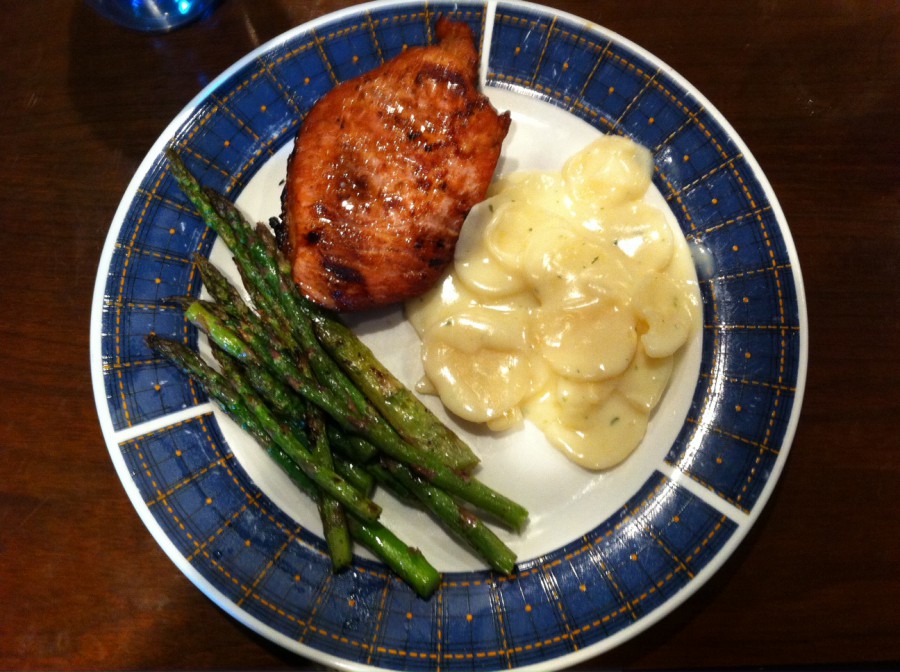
[90,1,808,669]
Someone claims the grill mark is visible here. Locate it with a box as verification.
[415,63,470,96]
[322,256,365,285]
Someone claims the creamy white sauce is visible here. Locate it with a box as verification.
[406,135,701,470]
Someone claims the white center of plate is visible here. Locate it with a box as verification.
[211,87,702,571]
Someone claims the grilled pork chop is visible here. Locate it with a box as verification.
[280,18,510,311]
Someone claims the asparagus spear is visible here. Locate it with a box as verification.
[177,290,378,494]
[325,425,378,464]
[167,151,317,382]
[321,446,516,574]
[310,313,480,473]
[194,255,299,362]
[279,444,441,598]
[344,411,529,531]
[212,343,352,572]
[304,403,353,571]
[146,335,381,524]
[344,517,441,599]
[332,455,375,496]
[189,299,309,419]
[184,301,370,433]
[193,254,255,325]
[234,260,300,352]
[383,461,517,575]
[271,438,441,598]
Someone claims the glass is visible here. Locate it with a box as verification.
[86,0,220,32]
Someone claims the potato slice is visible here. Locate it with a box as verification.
[617,344,674,411]
[526,390,648,470]
[419,304,538,423]
[524,234,635,309]
[601,201,674,273]
[405,273,478,334]
[536,301,637,381]
[634,272,695,357]
[553,376,618,422]
[563,135,653,207]
[454,200,527,297]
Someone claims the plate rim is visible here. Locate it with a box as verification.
[89,0,809,669]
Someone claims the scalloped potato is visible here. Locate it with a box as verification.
[406,135,701,469]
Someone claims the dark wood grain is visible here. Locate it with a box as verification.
[1,1,898,669]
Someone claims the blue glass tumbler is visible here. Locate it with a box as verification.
[86,0,221,32]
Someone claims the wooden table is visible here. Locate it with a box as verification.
[1,1,897,668]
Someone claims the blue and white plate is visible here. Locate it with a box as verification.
[90,1,807,669]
